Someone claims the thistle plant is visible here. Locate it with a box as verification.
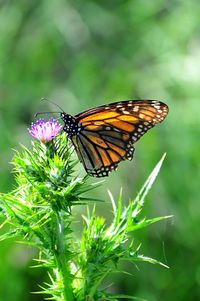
[0,118,171,301]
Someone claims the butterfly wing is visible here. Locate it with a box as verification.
[71,100,168,177]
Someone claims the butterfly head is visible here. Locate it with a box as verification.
[61,112,80,136]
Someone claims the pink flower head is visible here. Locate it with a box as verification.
[28,119,62,143]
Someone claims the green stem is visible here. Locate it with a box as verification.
[89,270,111,297]
[55,210,74,301]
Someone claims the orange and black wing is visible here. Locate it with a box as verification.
[71,100,168,177]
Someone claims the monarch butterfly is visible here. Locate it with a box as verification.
[61,100,169,177]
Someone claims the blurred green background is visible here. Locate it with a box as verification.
[0,0,199,300]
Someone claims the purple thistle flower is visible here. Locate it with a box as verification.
[28,119,62,143]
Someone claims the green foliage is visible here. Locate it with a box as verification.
[0,134,169,301]
[74,155,170,301]
[0,134,90,300]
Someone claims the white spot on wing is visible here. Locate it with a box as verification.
[133,106,139,112]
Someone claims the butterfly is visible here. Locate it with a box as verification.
[60,100,169,177]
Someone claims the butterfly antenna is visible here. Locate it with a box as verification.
[40,97,64,112]
[34,111,61,118]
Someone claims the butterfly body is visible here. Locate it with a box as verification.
[61,113,81,137]
[61,100,168,177]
